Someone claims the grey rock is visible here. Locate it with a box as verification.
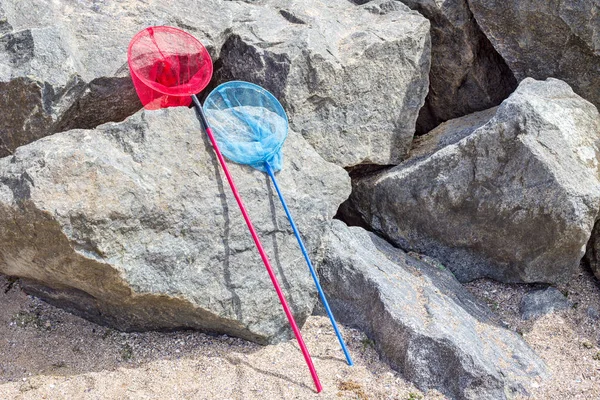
[0,4,11,36]
[0,0,238,156]
[0,107,351,343]
[519,287,571,320]
[586,306,600,321]
[393,0,516,134]
[320,220,547,400]
[1,0,431,169]
[349,78,600,284]
[409,107,497,163]
[468,0,600,112]
[0,25,95,156]
[214,0,431,167]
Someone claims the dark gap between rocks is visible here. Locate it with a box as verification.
[346,0,372,5]
[411,0,517,136]
[334,163,394,230]
[279,10,306,25]
[0,74,143,158]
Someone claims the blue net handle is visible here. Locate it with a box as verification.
[264,163,354,366]
[203,81,353,365]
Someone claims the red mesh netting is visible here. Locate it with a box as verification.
[127,26,213,110]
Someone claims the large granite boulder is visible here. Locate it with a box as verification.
[1,0,431,169]
[214,0,431,167]
[468,0,600,112]
[0,107,351,343]
[348,78,600,284]
[394,0,516,134]
[320,220,547,400]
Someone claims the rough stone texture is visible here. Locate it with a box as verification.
[587,306,600,321]
[0,107,351,344]
[348,78,600,284]
[519,287,571,321]
[393,0,516,134]
[468,0,600,112]
[0,0,431,169]
[409,107,497,163]
[0,0,239,157]
[337,107,497,232]
[213,0,431,167]
[320,220,547,400]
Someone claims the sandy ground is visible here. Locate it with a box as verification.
[466,264,600,400]
[1,266,599,400]
[0,276,439,400]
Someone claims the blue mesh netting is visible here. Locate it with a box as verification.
[203,81,289,172]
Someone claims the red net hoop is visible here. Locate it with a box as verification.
[127,26,213,110]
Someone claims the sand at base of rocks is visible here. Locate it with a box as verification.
[0,276,442,400]
[2,265,599,400]
[466,264,600,400]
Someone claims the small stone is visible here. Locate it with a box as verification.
[520,287,571,321]
[586,307,600,321]
[582,341,594,349]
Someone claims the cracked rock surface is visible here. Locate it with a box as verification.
[320,220,548,400]
[0,107,350,343]
[348,78,600,284]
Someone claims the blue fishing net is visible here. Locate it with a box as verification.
[203,81,289,172]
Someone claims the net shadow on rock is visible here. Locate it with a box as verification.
[196,113,244,323]
[194,110,311,341]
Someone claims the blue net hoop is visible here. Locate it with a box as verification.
[203,81,289,172]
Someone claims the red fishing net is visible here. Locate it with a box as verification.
[127,26,213,109]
